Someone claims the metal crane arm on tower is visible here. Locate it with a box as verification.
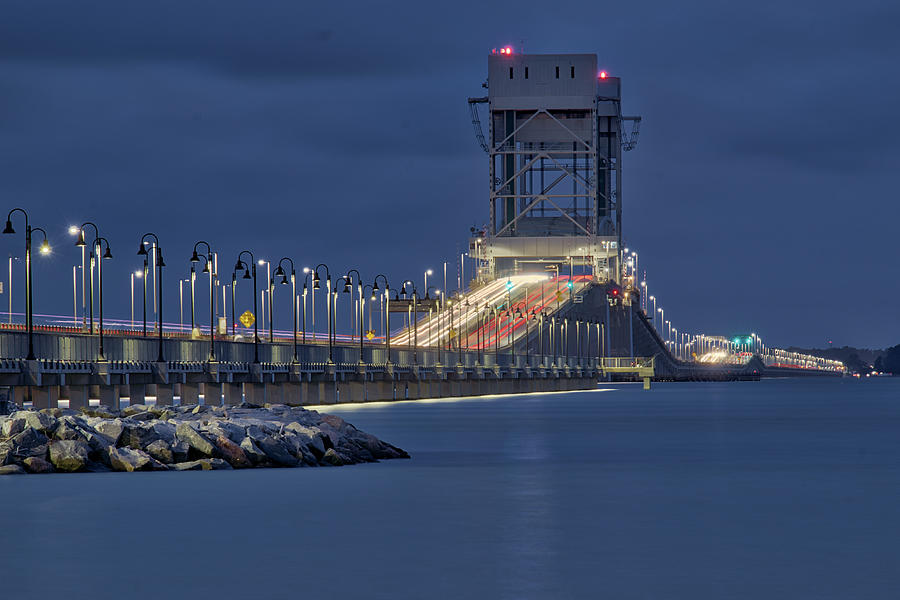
[621,116,642,151]
[467,97,489,154]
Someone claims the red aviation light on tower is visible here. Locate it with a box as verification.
[497,46,512,55]
[599,71,608,79]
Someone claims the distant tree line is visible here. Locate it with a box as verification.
[874,345,900,374]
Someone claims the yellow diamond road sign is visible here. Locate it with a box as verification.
[366,330,375,341]
[239,310,255,328]
[555,290,565,301]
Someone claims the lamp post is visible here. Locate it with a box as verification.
[274,257,298,363]
[346,269,365,363]
[373,274,390,364]
[190,241,216,361]
[256,259,273,342]
[179,277,188,334]
[235,251,259,363]
[312,264,332,363]
[137,233,165,363]
[130,270,142,330]
[230,271,236,339]
[75,226,111,360]
[301,269,312,345]
[68,225,87,330]
[333,275,352,360]
[74,222,100,335]
[2,209,50,360]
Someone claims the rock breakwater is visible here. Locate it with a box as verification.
[0,403,408,474]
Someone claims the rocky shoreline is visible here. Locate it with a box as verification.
[0,403,408,474]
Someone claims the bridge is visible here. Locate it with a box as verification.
[0,50,844,411]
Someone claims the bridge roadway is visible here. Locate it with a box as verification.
[0,328,600,410]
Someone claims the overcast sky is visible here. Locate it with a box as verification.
[1,0,897,348]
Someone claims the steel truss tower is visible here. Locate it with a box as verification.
[468,51,640,285]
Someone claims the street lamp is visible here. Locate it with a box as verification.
[274,257,298,363]
[235,250,259,363]
[346,269,365,363]
[190,241,216,361]
[312,264,333,363]
[257,259,273,342]
[75,226,111,360]
[137,233,165,363]
[130,269,142,330]
[373,274,390,364]
[2,209,50,360]
[74,222,101,335]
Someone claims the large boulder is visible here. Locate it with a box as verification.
[206,421,245,444]
[23,457,54,474]
[0,441,12,466]
[1,414,27,438]
[285,422,327,458]
[94,419,125,445]
[213,436,251,469]
[52,417,88,442]
[171,440,191,463]
[0,464,25,475]
[254,435,299,467]
[171,458,231,471]
[175,423,216,457]
[108,447,155,472]
[49,439,90,472]
[239,437,268,465]
[145,440,174,464]
[172,460,209,471]
[150,421,176,445]
[321,448,344,466]
[11,428,50,461]
[22,411,57,434]
[118,423,161,449]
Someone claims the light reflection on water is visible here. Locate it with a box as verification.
[2,378,899,599]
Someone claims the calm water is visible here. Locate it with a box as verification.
[2,378,899,599]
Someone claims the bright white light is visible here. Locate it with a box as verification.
[68,225,80,235]
[258,259,265,265]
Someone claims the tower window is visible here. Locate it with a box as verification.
[555,66,559,79]
[570,66,575,78]
[509,67,513,79]
[525,67,529,79]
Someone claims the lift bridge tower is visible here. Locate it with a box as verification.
[468,49,640,285]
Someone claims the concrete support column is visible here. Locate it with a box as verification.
[13,386,27,408]
[156,384,174,407]
[65,385,89,409]
[30,387,50,409]
[265,382,283,405]
[127,384,146,407]
[222,383,242,406]
[243,383,266,405]
[99,385,119,410]
[282,382,301,406]
[180,382,199,406]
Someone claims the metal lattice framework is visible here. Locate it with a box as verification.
[468,52,639,284]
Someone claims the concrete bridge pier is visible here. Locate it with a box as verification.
[223,383,242,406]
[63,385,89,409]
[127,384,146,407]
[180,382,199,405]
[242,383,265,405]
[98,385,119,410]
[282,382,301,405]
[265,382,283,405]
[156,384,174,407]
[29,386,55,409]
